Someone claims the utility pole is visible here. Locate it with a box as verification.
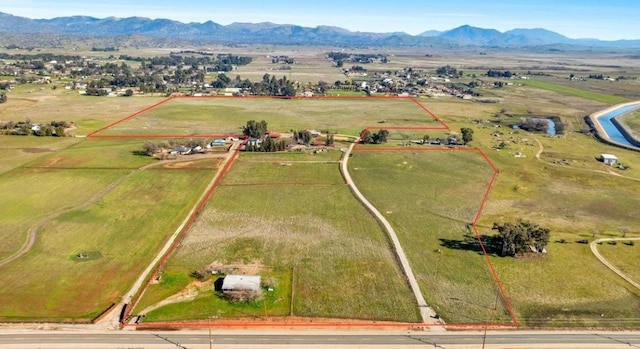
[208,316,212,349]
[483,288,500,349]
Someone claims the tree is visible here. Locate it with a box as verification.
[492,220,550,257]
[460,127,474,145]
[242,120,268,139]
[359,130,373,144]
[359,129,389,144]
[372,129,389,144]
[142,141,158,156]
[325,132,335,146]
[55,126,66,137]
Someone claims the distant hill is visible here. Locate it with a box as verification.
[0,12,639,49]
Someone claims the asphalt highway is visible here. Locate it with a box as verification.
[1,331,639,348]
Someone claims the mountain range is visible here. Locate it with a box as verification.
[1,12,639,49]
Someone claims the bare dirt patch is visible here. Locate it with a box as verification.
[139,280,213,315]
[163,161,195,169]
[21,147,53,153]
[206,260,265,275]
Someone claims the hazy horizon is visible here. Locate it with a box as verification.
[2,0,639,41]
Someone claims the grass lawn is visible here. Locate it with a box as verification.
[348,150,512,324]
[96,97,441,137]
[0,166,214,321]
[138,151,420,323]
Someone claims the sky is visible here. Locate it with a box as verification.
[1,0,639,40]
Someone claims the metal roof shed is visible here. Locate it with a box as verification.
[600,153,618,165]
[221,275,261,293]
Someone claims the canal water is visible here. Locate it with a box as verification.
[595,103,640,147]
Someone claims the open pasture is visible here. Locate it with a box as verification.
[23,138,158,169]
[0,85,164,135]
[138,151,420,323]
[93,96,442,138]
[0,136,81,175]
[348,149,513,324]
[231,51,346,83]
[597,241,640,288]
[0,162,215,321]
[462,111,640,327]
[0,167,129,263]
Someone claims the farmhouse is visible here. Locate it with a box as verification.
[600,153,618,166]
[221,275,261,293]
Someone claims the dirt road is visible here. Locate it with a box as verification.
[339,142,442,328]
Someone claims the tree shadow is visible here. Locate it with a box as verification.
[439,233,502,257]
[131,150,149,157]
[213,276,225,292]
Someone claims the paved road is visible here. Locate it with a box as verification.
[1,331,639,348]
[340,142,440,325]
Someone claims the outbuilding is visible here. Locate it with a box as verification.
[600,153,618,166]
[220,275,261,293]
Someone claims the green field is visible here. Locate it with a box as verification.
[0,86,165,135]
[518,79,629,104]
[138,151,421,323]
[464,118,640,327]
[0,136,217,321]
[349,150,512,324]
[96,97,441,137]
[597,242,640,287]
[0,136,81,175]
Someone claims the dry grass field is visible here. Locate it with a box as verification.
[139,151,421,323]
[2,46,640,326]
[96,96,441,137]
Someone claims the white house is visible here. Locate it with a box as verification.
[600,154,618,166]
[220,275,261,293]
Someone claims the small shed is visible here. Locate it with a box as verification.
[600,154,618,166]
[221,275,261,293]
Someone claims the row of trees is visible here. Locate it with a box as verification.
[436,65,462,78]
[360,129,389,144]
[245,136,288,152]
[486,69,514,78]
[0,120,68,137]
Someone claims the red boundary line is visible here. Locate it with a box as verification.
[87,95,446,139]
[349,140,518,328]
[121,139,246,325]
[90,134,237,139]
[96,95,517,328]
[410,97,449,129]
[87,96,175,138]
